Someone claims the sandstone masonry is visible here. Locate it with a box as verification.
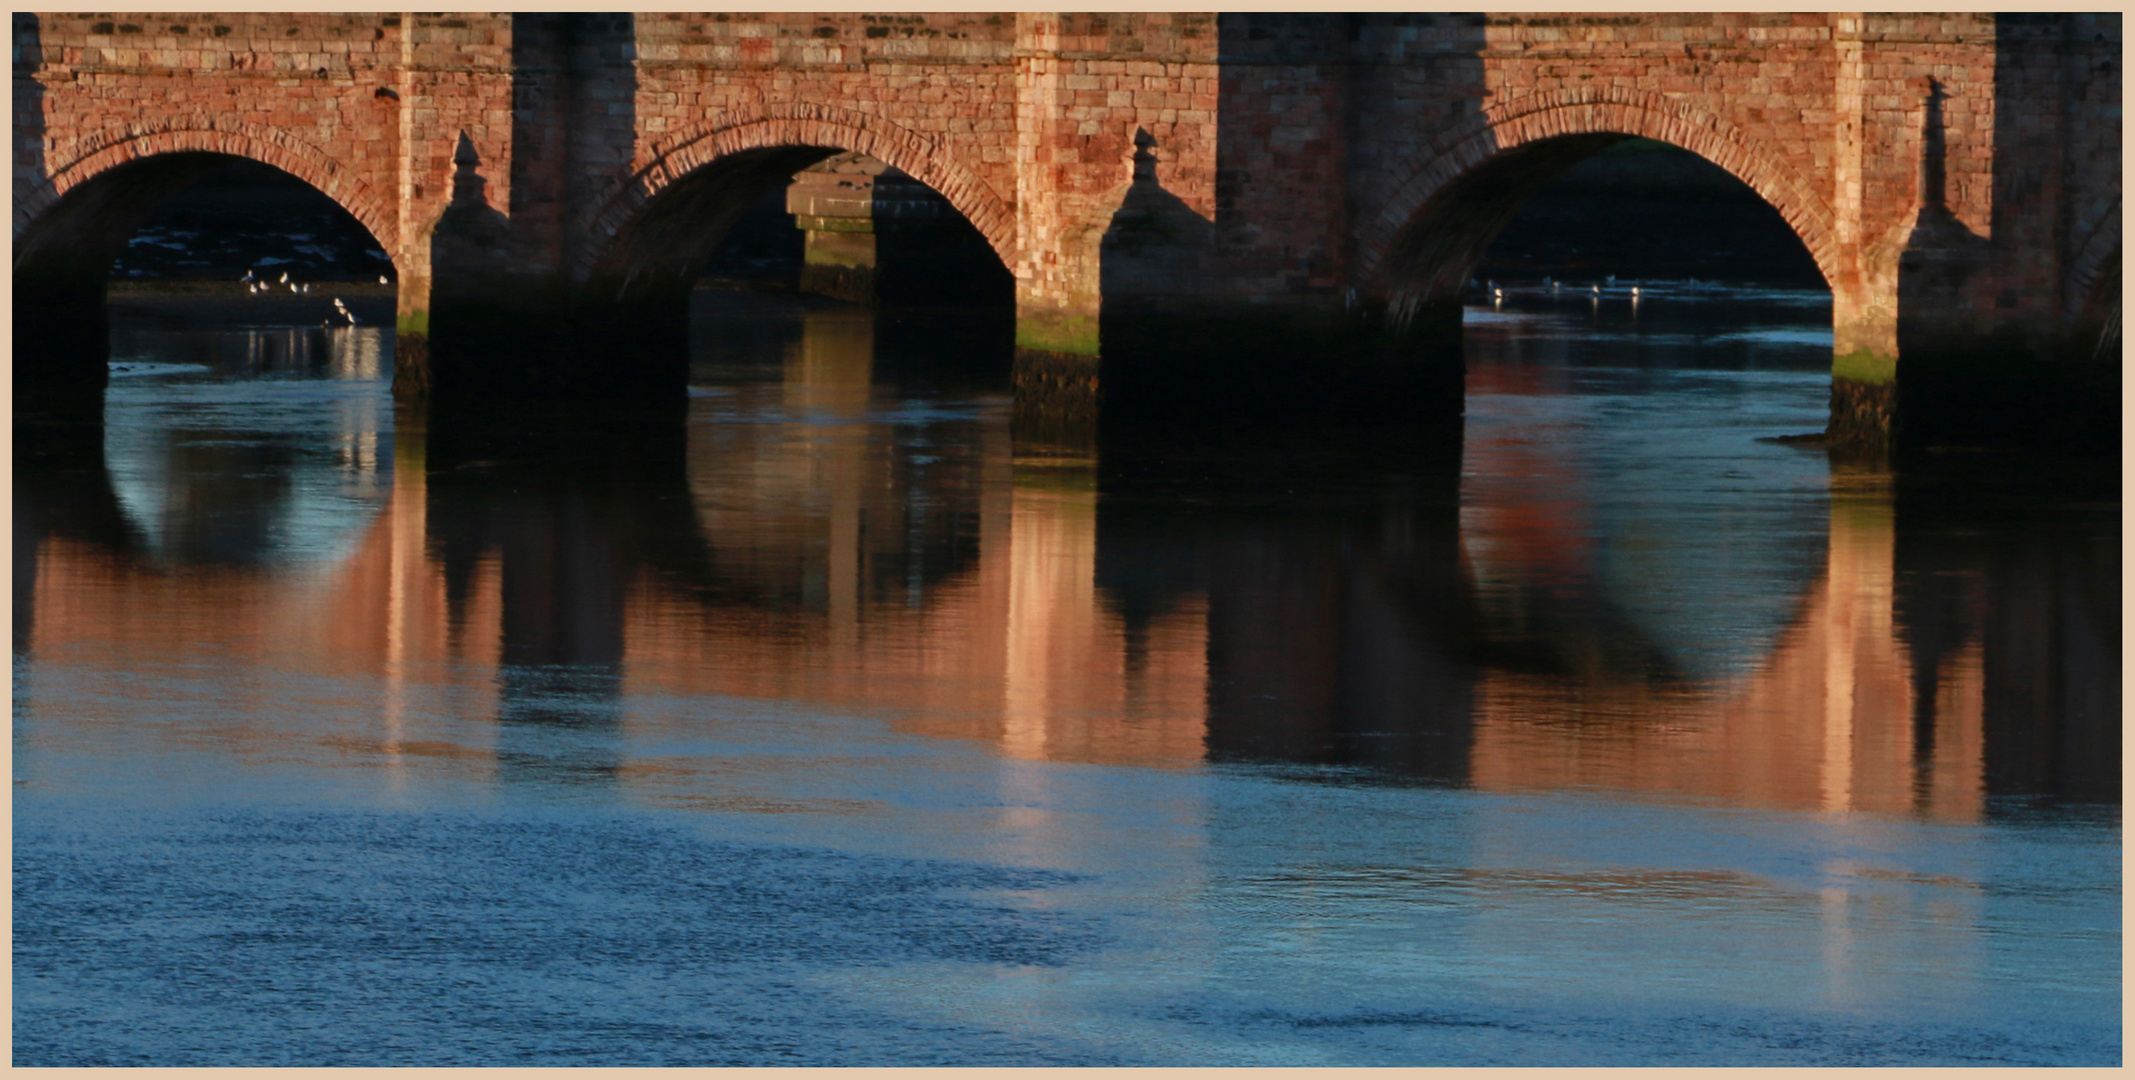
[14,12,2121,444]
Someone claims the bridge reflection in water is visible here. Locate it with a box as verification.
[14,306,2116,823]
[1465,471,1979,819]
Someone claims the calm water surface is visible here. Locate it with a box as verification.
[14,287,2120,1065]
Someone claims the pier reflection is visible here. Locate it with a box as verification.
[11,313,2118,818]
[632,305,1209,770]
[1462,467,1981,817]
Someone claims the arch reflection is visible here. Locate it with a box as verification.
[13,305,2117,818]
[630,303,1209,770]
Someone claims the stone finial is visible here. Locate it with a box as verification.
[450,131,486,206]
[1131,127,1158,182]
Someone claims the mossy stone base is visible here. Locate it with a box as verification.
[1015,311,1101,359]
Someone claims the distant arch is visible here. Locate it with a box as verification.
[16,117,396,265]
[575,104,1016,281]
[1356,87,1839,297]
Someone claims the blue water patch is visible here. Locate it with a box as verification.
[13,803,1112,1066]
[17,770,2115,1065]
[108,362,213,378]
[1706,328,1838,347]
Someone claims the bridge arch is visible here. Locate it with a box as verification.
[574,105,1016,296]
[1356,87,1840,305]
[14,118,401,418]
[16,117,397,268]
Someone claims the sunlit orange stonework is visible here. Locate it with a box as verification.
[14,13,2121,440]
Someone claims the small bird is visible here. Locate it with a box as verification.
[1492,287,1504,299]
[1630,286,1642,298]
[1606,274,1616,285]
[289,282,299,293]
[378,275,389,285]
[345,311,361,325]
[1591,284,1601,295]
[239,270,255,284]
[279,271,290,284]
[334,298,346,311]
[248,282,260,294]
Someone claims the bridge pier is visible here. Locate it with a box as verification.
[401,282,692,414]
[394,271,693,414]
[15,273,111,422]
[787,155,886,305]
[1829,281,1904,448]
[393,129,693,411]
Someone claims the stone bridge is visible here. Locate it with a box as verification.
[13,12,2122,444]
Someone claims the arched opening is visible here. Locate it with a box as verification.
[579,141,1016,389]
[16,151,398,419]
[701,152,1014,308]
[493,142,1023,647]
[1477,138,1826,291]
[16,151,400,583]
[1372,135,1829,327]
[109,158,394,287]
[1455,135,1834,376]
[1375,133,1841,708]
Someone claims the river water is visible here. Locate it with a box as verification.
[14,285,2120,1065]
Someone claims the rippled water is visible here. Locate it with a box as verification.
[14,286,2120,1065]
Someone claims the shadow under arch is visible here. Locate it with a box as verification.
[578,109,1017,280]
[574,143,845,349]
[1356,94,1838,371]
[573,147,1016,383]
[573,112,1016,337]
[15,139,399,421]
